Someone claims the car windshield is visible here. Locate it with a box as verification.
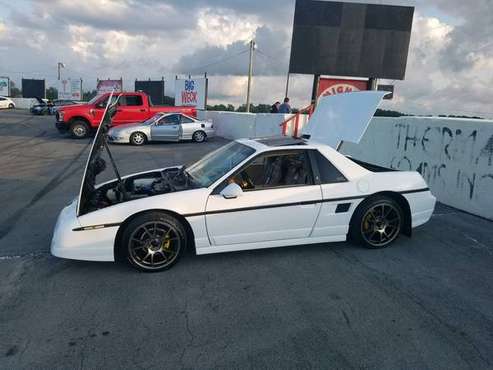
[186,142,255,187]
[142,114,163,125]
[88,95,102,105]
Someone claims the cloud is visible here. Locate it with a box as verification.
[0,0,492,117]
[174,25,290,76]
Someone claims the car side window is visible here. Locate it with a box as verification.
[229,150,314,190]
[0,97,5,101]
[181,116,194,124]
[97,95,118,108]
[161,114,180,125]
[122,95,143,106]
[313,150,347,183]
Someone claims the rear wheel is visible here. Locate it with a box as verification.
[130,132,147,146]
[8,103,14,109]
[121,212,187,272]
[192,130,206,143]
[350,196,403,249]
[70,120,90,139]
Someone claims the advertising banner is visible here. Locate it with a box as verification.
[97,79,123,95]
[0,77,10,96]
[317,78,369,100]
[58,78,82,100]
[174,77,207,110]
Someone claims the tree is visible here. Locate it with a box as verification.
[10,81,21,98]
[46,87,58,100]
[83,89,98,101]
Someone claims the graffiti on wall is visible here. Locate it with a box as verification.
[389,122,493,200]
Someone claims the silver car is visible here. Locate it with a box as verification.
[108,113,215,145]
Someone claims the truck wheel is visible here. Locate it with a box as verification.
[130,132,147,146]
[70,120,90,139]
[349,195,403,249]
[192,130,206,143]
[121,212,187,272]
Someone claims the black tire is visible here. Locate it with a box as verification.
[349,195,403,249]
[192,130,207,143]
[130,132,147,146]
[70,120,90,139]
[8,104,14,109]
[121,212,187,272]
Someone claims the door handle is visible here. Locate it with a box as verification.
[139,109,146,112]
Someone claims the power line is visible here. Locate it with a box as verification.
[185,48,250,73]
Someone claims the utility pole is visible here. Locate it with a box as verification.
[57,62,65,80]
[246,39,255,113]
[284,72,290,98]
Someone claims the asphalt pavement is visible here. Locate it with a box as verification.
[1,110,492,370]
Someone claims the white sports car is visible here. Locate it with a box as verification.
[51,92,436,272]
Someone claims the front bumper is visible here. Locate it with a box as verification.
[107,134,130,144]
[50,200,116,262]
[56,120,69,133]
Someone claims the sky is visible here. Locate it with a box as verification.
[0,0,492,117]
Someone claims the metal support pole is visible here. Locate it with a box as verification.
[368,77,378,90]
[284,72,290,98]
[311,74,320,106]
[246,39,255,113]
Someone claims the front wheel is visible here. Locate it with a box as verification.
[121,212,187,272]
[192,130,206,143]
[70,120,90,139]
[8,104,14,109]
[130,132,147,146]
[349,196,403,249]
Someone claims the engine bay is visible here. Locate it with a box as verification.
[85,167,196,213]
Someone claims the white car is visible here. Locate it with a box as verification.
[51,91,436,272]
[0,96,15,109]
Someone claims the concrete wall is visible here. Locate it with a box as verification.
[197,111,309,139]
[341,117,493,220]
[10,98,38,109]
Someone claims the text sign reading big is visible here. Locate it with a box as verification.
[175,78,207,110]
[289,0,414,80]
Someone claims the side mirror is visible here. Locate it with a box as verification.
[220,183,243,199]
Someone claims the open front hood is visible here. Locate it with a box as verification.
[301,91,388,149]
[77,94,119,216]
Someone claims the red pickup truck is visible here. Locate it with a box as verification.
[55,92,197,138]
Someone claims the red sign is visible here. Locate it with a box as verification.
[317,78,368,99]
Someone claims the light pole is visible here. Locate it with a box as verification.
[245,40,255,113]
[57,62,65,80]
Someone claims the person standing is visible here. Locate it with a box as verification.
[270,101,280,113]
[278,97,291,113]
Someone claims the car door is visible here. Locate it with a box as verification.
[0,97,6,108]
[117,94,146,124]
[179,115,197,139]
[150,114,181,141]
[205,149,322,246]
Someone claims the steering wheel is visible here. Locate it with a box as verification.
[232,172,254,189]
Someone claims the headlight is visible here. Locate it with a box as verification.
[58,111,64,120]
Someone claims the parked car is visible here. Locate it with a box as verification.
[55,91,197,139]
[0,96,16,109]
[108,113,214,145]
[31,99,78,115]
[51,91,436,272]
